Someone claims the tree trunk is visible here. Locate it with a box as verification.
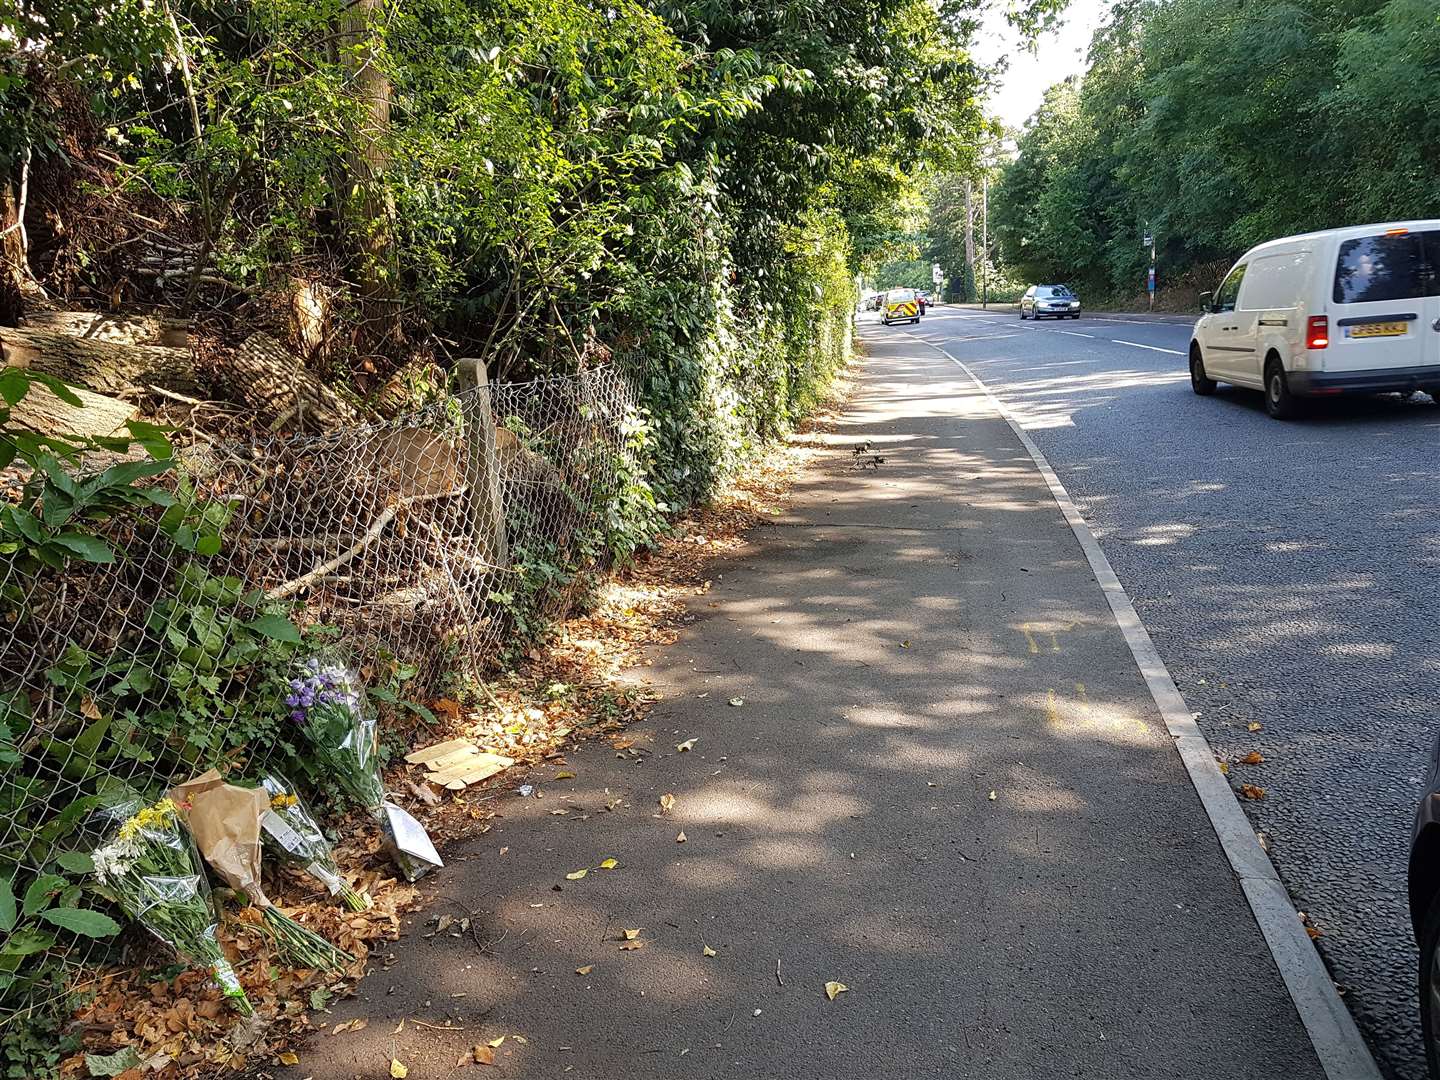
[23,311,189,347]
[338,0,396,299]
[964,179,976,302]
[0,328,199,396]
[9,381,136,438]
[216,332,360,428]
[0,176,25,326]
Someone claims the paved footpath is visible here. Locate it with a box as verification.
[280,334,1332,1079]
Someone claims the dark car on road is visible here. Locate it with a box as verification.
[1020,284,1082,320]
[1411,739,1440,1075]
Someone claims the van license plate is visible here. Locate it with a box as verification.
[1347,321,1407,338]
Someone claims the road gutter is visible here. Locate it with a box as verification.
[906,330,1383,1080]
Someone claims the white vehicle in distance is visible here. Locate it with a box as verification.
[1189,220,1440,419]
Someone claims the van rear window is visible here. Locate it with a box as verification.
[1332,231,1440,304]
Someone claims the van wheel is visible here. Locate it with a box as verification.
[1264,358,1299,420]
[1190,347,1217,396]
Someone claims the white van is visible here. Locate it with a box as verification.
[1189,220,1440,418]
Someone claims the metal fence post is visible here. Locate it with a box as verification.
[456,357,510,569]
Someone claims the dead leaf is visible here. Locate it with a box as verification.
[565,869,588,881]
[987,791,996,801]
[550,808,569,816]
[1217,760,1230,775]
[278,1052,299,1066]
[575,965,594,976]
[487,1037,506,1048]
[623,928,642,940]
[676,738,697,752]
[1239,751,1264,765]
[394,1020,406,1034]
[824,981,849,1001]
[659,793,676,813]
[702,945,717,957]
[598,858,619,870]
[1248,722,1263,732]
[472,1046,495,1066]
[390,1060,409,1079]
[728,698,744,707]
[620,941,644,951]
[555,771,576,780]
[1305,925,1323,940]
[676,831,687,843]
[900,641,910,649]
[1240,783,1266,800]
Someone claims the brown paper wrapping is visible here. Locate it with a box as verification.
[170,768,275,908]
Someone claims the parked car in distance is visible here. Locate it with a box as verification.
[881,288,921,326]
[1189,219,1440,419]
[1409,732,1440,1077]
[1020,284,1081,320]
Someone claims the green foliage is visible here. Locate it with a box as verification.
[991,0,1440,301]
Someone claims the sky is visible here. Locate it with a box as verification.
[974,0,1110,135]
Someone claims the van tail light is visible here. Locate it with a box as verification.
[1306,315,1329,350]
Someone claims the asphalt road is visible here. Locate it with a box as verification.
[906,303,1440,1080]
[276,333,1323,1080]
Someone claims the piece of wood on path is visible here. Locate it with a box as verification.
[406,737,514,789]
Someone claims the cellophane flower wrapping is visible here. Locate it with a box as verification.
[259,772,371,911]
[91,798,252,1014]
[289,654,442,882]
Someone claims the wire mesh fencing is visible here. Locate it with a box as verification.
[0,363,644,1003]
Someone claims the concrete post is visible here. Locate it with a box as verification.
[455,358,509,568]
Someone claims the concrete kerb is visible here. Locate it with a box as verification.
[897,328,1384,1080]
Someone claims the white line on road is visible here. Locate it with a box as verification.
[1056,330,1095,338]
[900,327,1382,1080]
[1112,339,1184,355]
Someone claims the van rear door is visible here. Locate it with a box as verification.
[1328,229,1438,374]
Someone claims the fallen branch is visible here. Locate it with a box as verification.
[266,487,463,600]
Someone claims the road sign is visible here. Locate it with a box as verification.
[1147,266,1156,293]
[932,263,943,284]
[1143,232,1153,248]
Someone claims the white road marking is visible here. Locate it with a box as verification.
[1056,330,1095,338]
[1112,339,1184,356]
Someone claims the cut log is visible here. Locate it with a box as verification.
[216,332,359,429]
[22,311,189,348]
[9,380,136,438]
[367,429,463,500]
[0,327,199,397]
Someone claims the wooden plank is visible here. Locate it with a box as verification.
[423,746,481,772]
[427,752,513,787]
[404,737,473,765]
[440,757,512,790]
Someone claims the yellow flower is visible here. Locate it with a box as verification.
[119,798,178,840]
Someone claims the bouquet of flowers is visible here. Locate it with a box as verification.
[170,770,354,974]
[92,798,252,1014]
[288,655,442,882]
[259,771,371,912]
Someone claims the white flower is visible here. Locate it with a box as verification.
[92,835,140,885]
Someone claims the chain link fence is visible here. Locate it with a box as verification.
[0,364,644,1004]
